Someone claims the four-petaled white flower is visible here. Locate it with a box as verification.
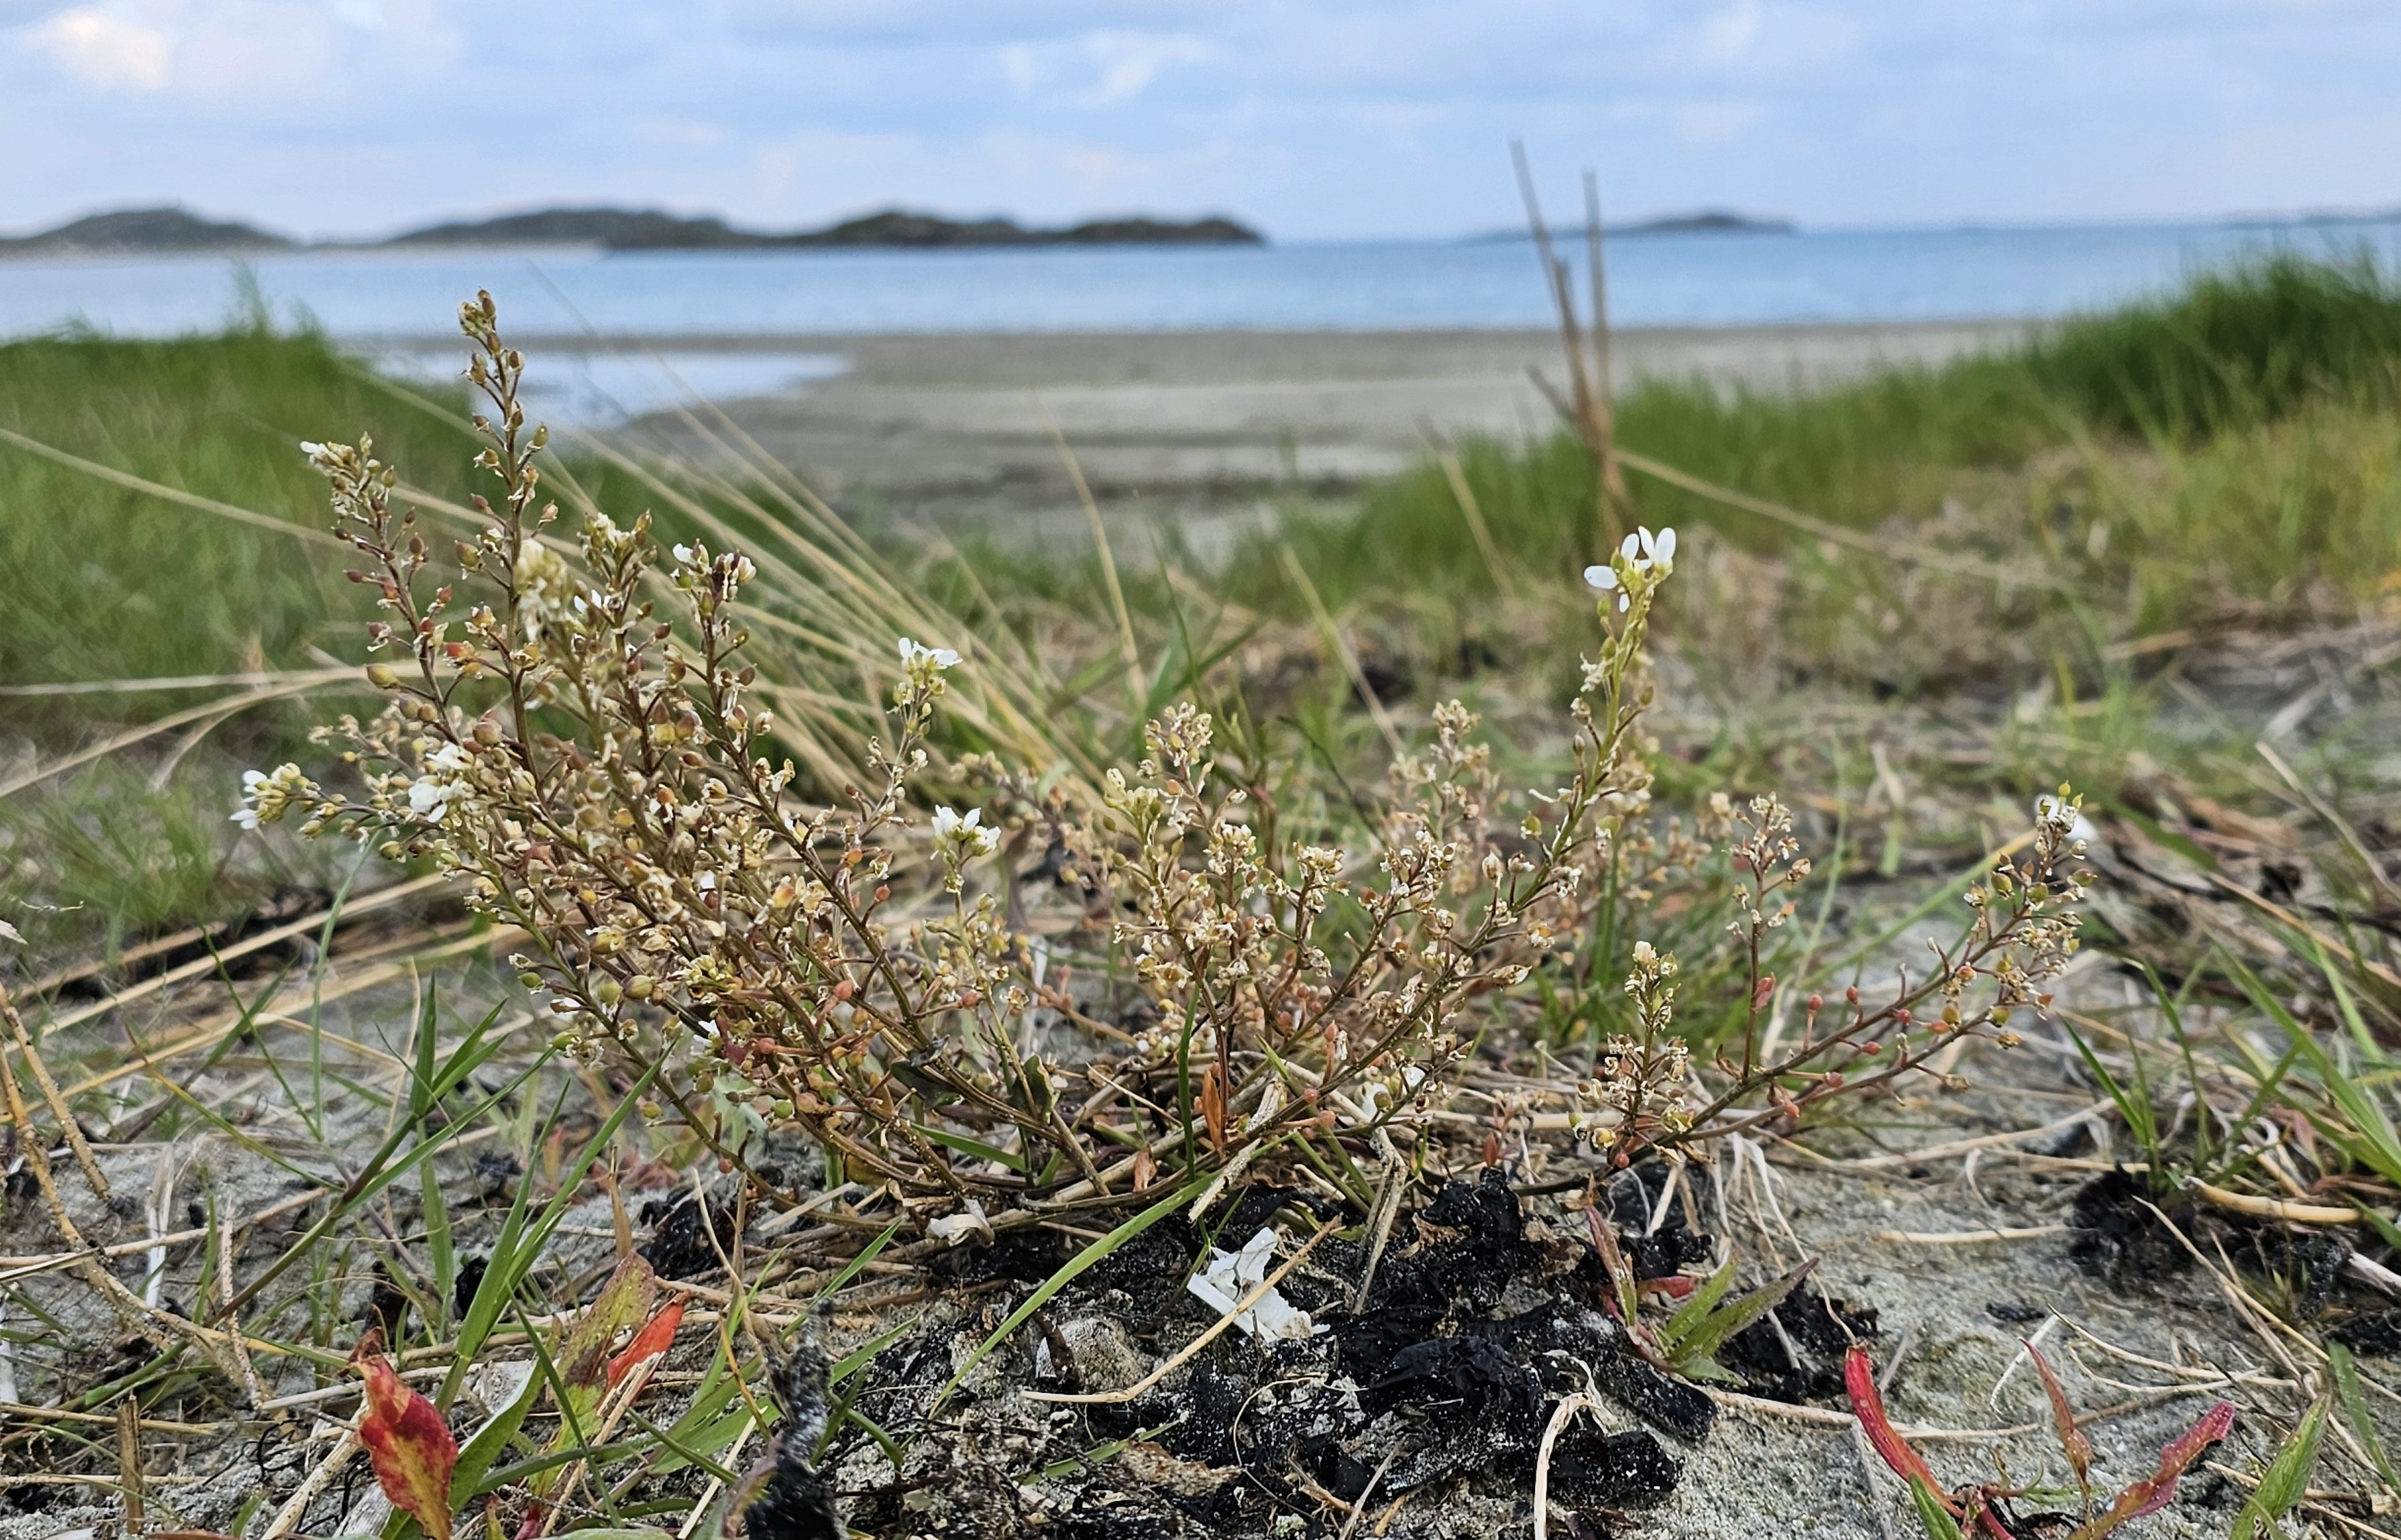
[672,544,696,565]
[407,742,473,823]
[233,763,319,831]
[898,637,961,670]
[1583,526,1677,611]
[233,769,271,830]
[931,805,999,860]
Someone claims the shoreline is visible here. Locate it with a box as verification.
[506,321,2034,548]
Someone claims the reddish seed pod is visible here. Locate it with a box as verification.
[1861,1041,1882,1054]
[873,884,891,903]
[832,979,854,1002]
[1807,992,1823,1013]
[1845,986,1861,1005]
[1894,1008,1913,1026]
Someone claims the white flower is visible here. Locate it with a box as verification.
[672,544,695,565]
[1584,527,1675,611]
[404,743,475,824]
[898,637,961,670]
[932,806,999,860]
[408,776,462,821]
[514,540,575,630]
[233,763,317,831]
[1186,1228,1322,1340]
[1583,562,1629,612]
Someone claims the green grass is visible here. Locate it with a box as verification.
[6,257,2400,953]
[1231,254,2401,625]
[0,323,471,711]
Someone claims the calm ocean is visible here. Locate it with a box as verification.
[5,218,2400,341]
[10,219,2398,425]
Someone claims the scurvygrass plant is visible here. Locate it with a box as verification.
[241,293,2096,1229]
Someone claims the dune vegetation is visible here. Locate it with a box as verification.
[0,259,2396,1539]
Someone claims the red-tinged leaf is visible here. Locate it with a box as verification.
[354,1346,456,1540]
[558,1251,659,1394]
[2027,1340,2094,1502]
[1969,1496,2019,1540]
[1846,1345,1958,1516]
[606,1297,687,1389]
[2064,1399,2235,1540]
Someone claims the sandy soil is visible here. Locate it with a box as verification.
[527,321,2036,548]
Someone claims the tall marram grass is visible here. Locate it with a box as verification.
[1232,254,2401,619]
[0,325,471,711]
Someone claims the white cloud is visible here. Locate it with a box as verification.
[999,28,1214,107]
[1698,0,1762,60]
[26,6,172,89]
[6,1,2401,240]
[1675,98,1765,145]
[1078,30,1212,105]
[635,116,726,148]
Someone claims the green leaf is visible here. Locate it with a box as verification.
[1906,1476,1965,1540]
[454,1364,542,1499]
[2230,1398,2325,1540]
[1668,1258,1816,1375]
[2331,1342,2400,1500]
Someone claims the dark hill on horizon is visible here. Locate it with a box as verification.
[1465,209,1796,242]
[0,207,295,255]
[0,204,1264,255]
[384,207,1264,249]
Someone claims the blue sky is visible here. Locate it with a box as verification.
[2,1,2396,241]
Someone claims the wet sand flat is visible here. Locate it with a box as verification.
[644,321,2019,492]
[410,319,2034,544]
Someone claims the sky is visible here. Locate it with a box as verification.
[2,1,2398,242]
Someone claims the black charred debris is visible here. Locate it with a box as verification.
[2069,1167,2401,1352]
[794,1165,1878,1539]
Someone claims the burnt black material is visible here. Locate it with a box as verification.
[1364,1334,1543,1432]
[745,1339,843,1540]
[2068,1169,2194,1288]
[2333,1310,2401,1356]
[1545,1424,1683,1508]
[1589,1345,1715,1442]
[640,1189,741,1279]
[1720,1290,1880,1405]
[451,1254,487,1320]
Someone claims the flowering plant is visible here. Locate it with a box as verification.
[240,294,2090,1223]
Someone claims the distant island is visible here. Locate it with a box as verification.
[0,207,296,255]
[1465,209,1796,242]
[0,204,1265,256]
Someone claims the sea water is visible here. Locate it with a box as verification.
[6,217,2400,423]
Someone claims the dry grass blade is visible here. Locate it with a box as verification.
[0,676,351,801]
[38,872,448,1033]
[1279,543,1404,758]
[1043,405,1144,709]
[0,423,350,550]
[1612,447,2068,590]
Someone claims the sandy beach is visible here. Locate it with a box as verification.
[376,319,2034,550]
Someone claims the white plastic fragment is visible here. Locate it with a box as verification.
[1185,1227,1324,1340]
[929,1199,995,1247]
